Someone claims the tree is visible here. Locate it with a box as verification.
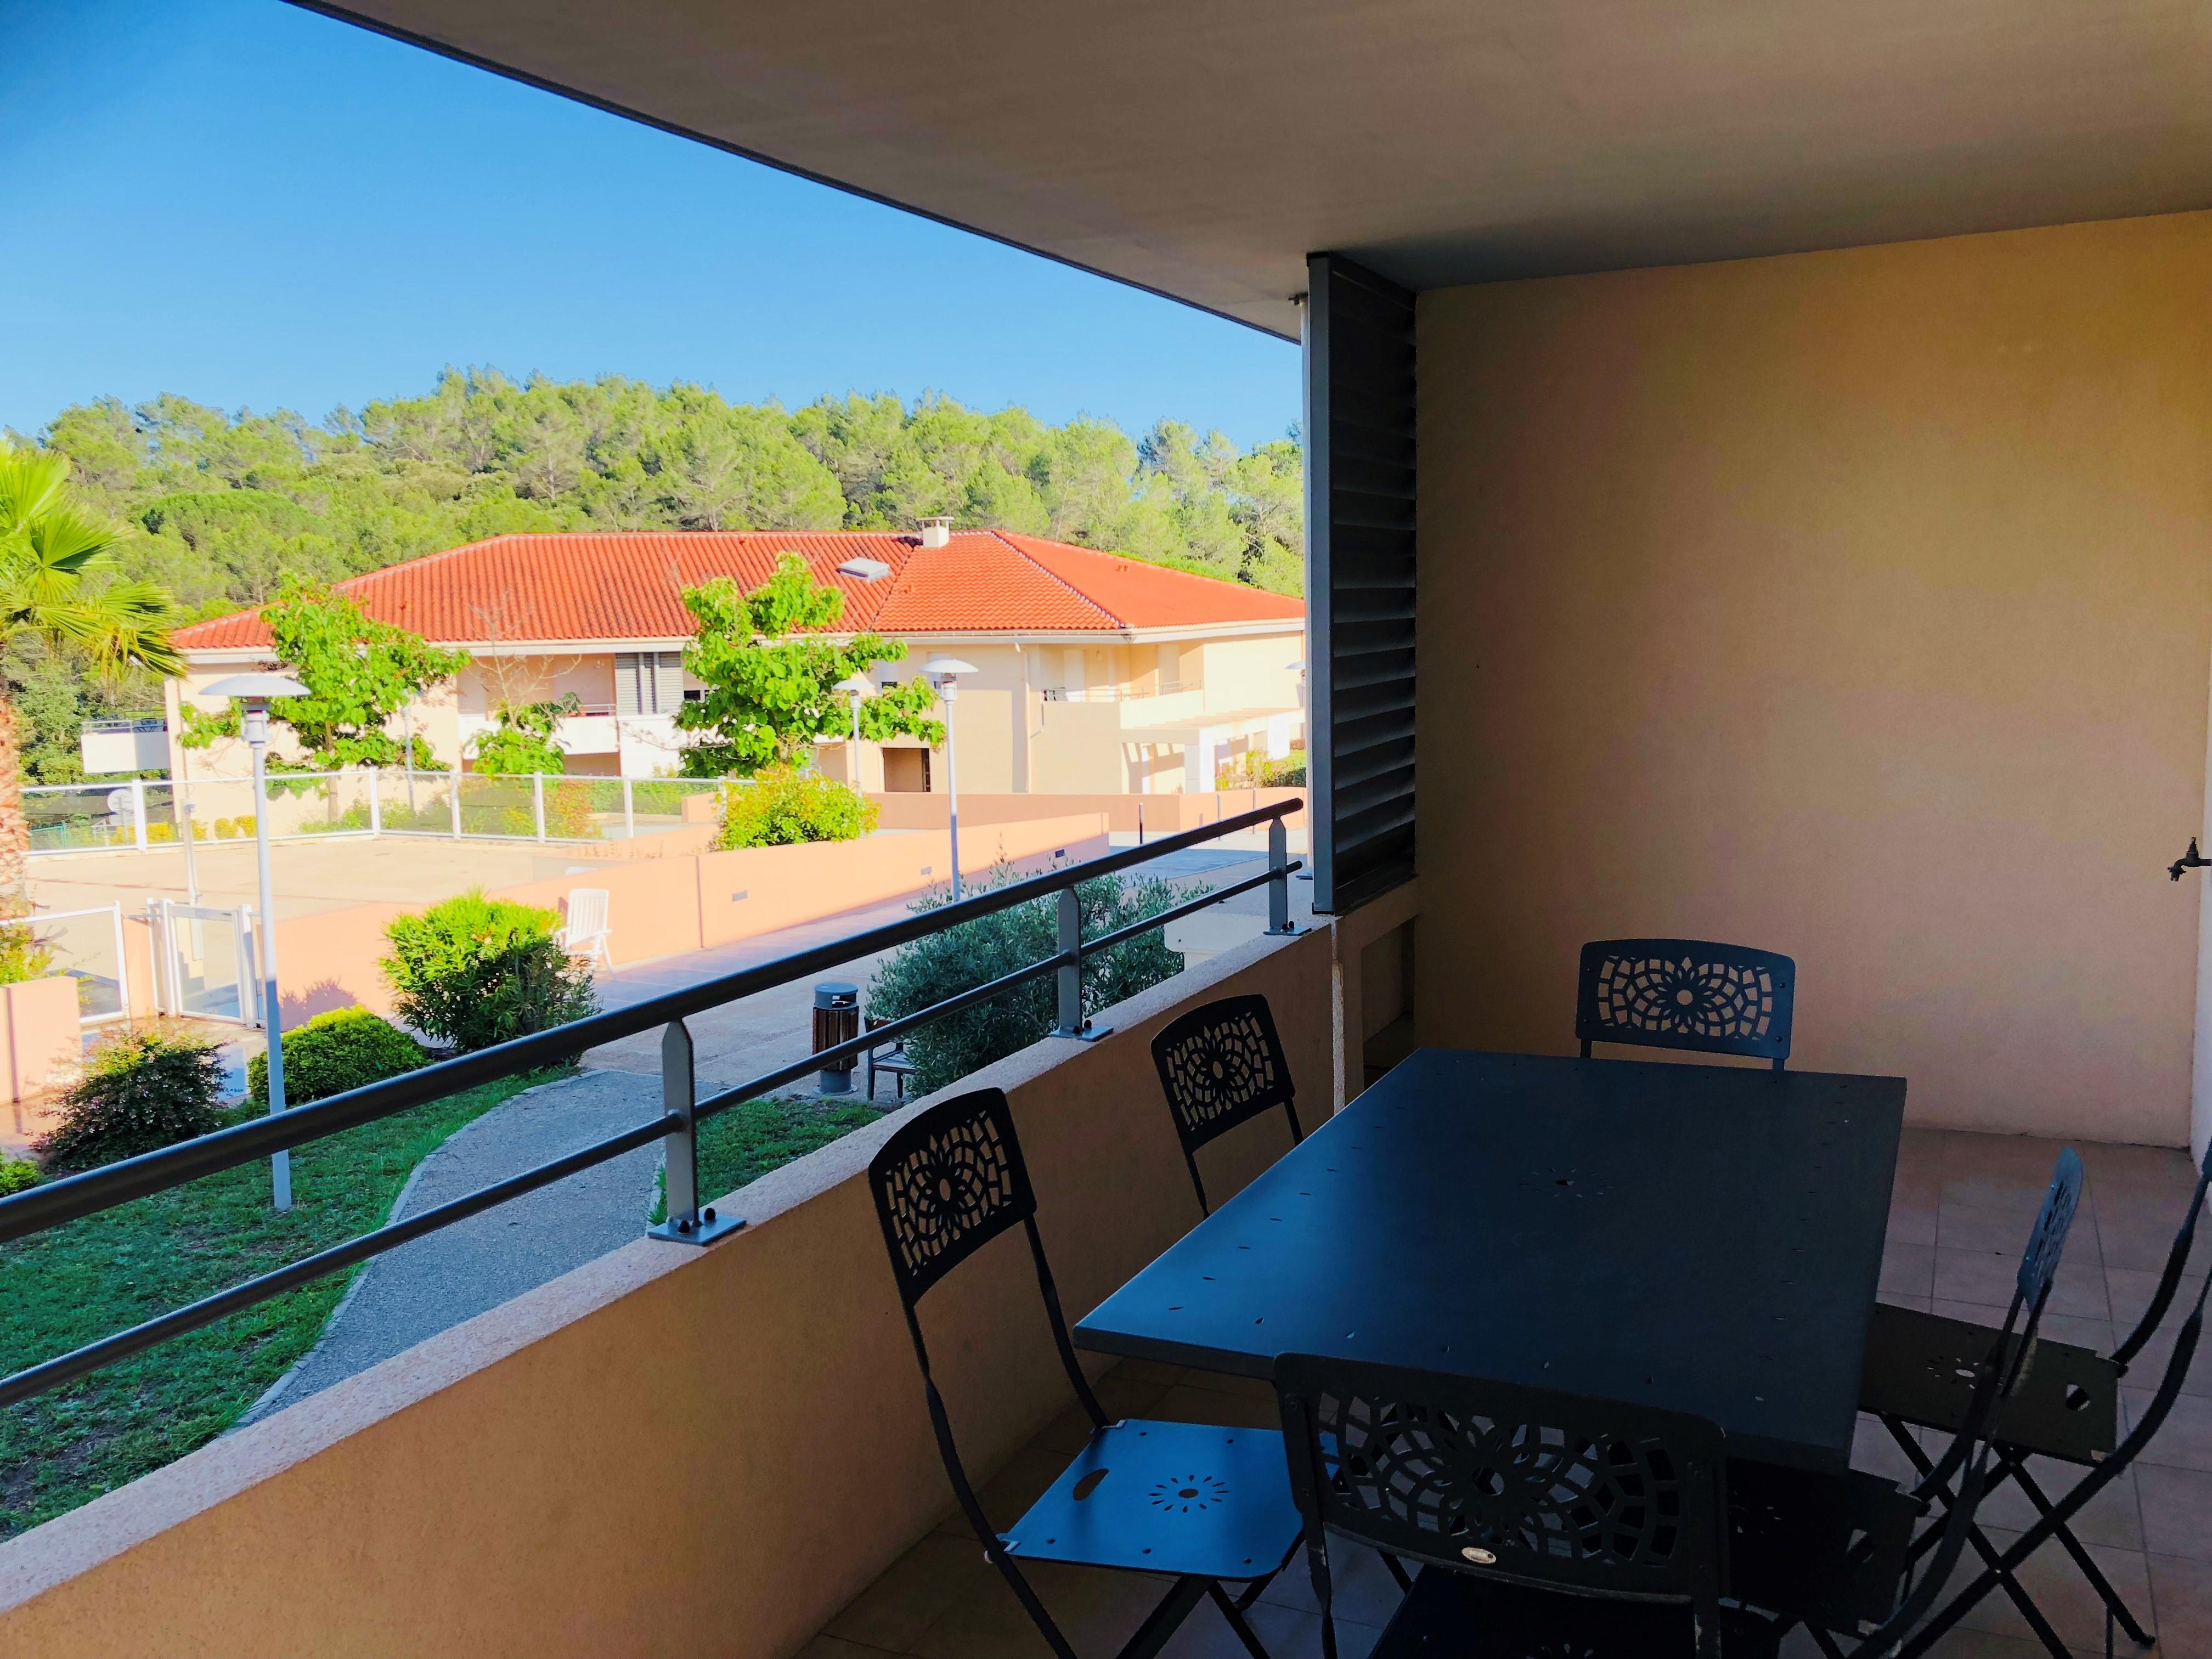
[36,375,1305,620]
[0,449,183,908]
[675,553,943,777]
[469,694,577,775]
[180,584,467,769]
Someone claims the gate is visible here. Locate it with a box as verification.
[150,901,257,1025]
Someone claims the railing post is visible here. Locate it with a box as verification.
[1049,887,1107,1039]
[647,1019,742,1245]
[533,772,546,841]
[109,901,131,1026]
[450,766,462,839]
[129,778,148,850]
[1267,816,1297,935]
[623,776,635,839]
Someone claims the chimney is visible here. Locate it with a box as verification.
[918,516,953,549]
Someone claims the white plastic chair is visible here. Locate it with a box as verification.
[557,888,613,969]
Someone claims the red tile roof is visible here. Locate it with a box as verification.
[172,529,1302,651]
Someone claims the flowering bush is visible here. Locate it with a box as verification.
[35,1026,224,1172]
[714,767,877,849]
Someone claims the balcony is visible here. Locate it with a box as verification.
[2,854,2204,1656]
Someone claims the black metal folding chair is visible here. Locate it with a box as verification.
[1731,1148,2086,1659]
[1273,1354,1747,1657]
[1576,939,1795,1071]
[1151,993,1304,1216]
[1875,1137,2212,1659]
[866,1086,1301,1659]
[1725,1460,1919,1655]
[1894,1201,2212,1657]
[1859,1149,2118,1657]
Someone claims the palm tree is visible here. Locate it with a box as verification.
[0,448,184,911]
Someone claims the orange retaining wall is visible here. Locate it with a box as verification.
[253,815,1111,1012]
[493,813,1109,962]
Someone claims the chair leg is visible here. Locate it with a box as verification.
[1887,1417,2073,1659]
[2005,1453,2157,1649]
[1206,1579,1274,1659]
[1380,1551,1414,1592]
[1116,1575,1212,1659]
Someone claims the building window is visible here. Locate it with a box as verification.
[616,651,684,716]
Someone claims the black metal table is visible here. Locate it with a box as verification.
[1075,1047,1906,1472]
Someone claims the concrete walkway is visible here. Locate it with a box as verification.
[239,1067,692,1425]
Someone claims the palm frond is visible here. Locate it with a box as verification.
[18,504,125,575]
[0,448,72,539]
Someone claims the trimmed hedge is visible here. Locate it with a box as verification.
[248,1007,426,1107]
[380,889,599,1054]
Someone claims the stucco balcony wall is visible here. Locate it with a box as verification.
[0,926,1336,1659]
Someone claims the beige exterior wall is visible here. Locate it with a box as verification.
[1195,633,1302,717]
[0,928,1335,1659]
[1417,210,2212,1147]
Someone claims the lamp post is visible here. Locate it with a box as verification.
[203,672,311,1211]
[922,657,977,898]
[833,673,872,787]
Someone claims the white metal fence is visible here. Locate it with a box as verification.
[24,770,726,857]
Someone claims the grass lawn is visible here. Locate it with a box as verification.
[0,1068,565,1539]
[650,1094,887,1225]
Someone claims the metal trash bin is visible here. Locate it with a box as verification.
[812,981,860,1093]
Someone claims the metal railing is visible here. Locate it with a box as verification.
[25,769,725,855]
[0,799,1302,1411]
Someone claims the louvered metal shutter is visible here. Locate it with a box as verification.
[616,651,685,715]
[1305,252,1416,914]
[650,651,685,714]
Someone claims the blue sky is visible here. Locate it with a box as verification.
[1,0,1299,448]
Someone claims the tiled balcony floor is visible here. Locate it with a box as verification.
[803,1128,2209,1659]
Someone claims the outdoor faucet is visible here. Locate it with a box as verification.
[2170,838,2211,882]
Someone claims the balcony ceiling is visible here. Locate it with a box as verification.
[308,0,2212,339]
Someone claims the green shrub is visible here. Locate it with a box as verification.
[248,1006,426,1107]
[380,889,599,1053]
[33,1027,225,1172]
[868,865,1193,1096]
[1216,750,1307,789]
[715,767,878,849]
[0,1157,38,1197]
[0,922,55,986]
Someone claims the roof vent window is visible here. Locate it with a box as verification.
[917,517,953,549]
[837,557,893,582]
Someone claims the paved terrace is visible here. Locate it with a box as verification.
[800,1129,2211,1659]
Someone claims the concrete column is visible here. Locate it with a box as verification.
[1185,729,1221,794]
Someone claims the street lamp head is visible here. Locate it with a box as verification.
[833,674,874,696]
[922,657,977,704]
[202,673,310,706]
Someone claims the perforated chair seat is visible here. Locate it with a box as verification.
[1363,1567,1780,1658]
[1861,1302,2117,1464]
[1727,1461,1917,1636]
[1000,1419,1303,1582]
